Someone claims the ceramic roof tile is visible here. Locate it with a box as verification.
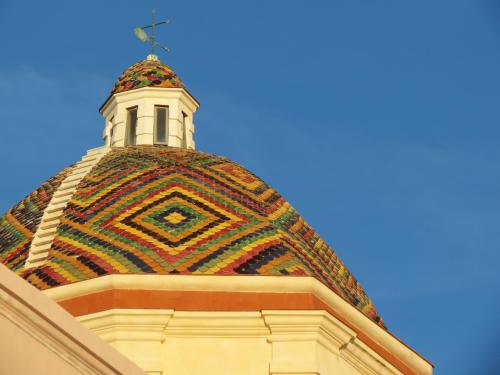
[111,59,184,95]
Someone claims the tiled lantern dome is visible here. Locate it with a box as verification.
[110,57,185,95]
[0,145,384,328]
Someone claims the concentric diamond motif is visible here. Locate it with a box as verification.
[120,190,229,248]
[161,209,192,226]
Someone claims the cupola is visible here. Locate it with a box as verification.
[99,54,199,149]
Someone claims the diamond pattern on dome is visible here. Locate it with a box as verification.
[0,146,383,327]
[110,59,184,95]
[161,208,192,226]
[118,188,234,251]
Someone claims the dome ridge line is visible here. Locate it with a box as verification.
[24,147,110,269]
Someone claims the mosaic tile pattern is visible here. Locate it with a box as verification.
[110,59,185,95]
[0,167,73,272]
[0,146,383,326]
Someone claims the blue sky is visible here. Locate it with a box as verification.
[1,1,500,373]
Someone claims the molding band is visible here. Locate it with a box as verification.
[43,274,432,375]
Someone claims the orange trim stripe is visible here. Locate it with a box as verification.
[59,289,416,375]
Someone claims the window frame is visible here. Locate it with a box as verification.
[125,107,138,146]
[154,105,169,145]
[109,116,115,146]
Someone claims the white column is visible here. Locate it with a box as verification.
[78,309,174,375]
[111,110,127,147]
[167,100,182,147]
[137,100,155,145]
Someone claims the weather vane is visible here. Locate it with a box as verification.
[134,8,170,58]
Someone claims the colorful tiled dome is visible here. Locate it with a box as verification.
[110,58,185,95]
[0,146,383,327]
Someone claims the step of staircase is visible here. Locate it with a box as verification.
[24,147,110,269]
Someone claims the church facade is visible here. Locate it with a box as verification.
[0,54,433,375]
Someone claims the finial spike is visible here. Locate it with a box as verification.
[151,8,156,55]
[133,9,170,58]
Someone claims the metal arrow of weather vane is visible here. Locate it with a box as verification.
[134,9,170,56]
